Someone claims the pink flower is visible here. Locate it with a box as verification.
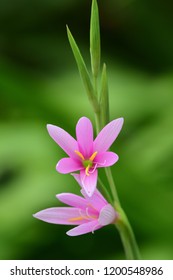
[33,175,118,236]
[47,116,124,197]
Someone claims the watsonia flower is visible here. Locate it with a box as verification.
[33,175,118,236]
[47,116,123,196]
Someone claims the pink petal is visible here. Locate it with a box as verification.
[47,124,78,158]
[56,158,83,174]
[98,204,117,226]
[33,207,85,225]
[56,193,88,209]
[81,189,107,212]
[76,117,93,158]
[93,118,124,153]
[72,174,108,211]
[80,169,98,197]
[67,220,101,236]
[95,152,119,167]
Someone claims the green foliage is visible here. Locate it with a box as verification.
[90,0,101,78]
[66,26,99,113]
[100,63,109,127]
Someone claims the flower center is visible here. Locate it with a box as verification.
[74,150,98,176]
[83,159,92,168]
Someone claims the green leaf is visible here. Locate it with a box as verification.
[100,63,109,126]
[66,25,99,112]
[90,0,101,78]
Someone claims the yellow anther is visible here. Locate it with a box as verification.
[89,151,98,161]
[85,165,90,176]
[69,215,97,222]
[74,150,85,161]
[68,216,85,222]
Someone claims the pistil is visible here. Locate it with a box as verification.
[74,150,98,176]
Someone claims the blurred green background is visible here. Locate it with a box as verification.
[0,0,173,260]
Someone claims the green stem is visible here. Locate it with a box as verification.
[94,75,98,97]
[104,165,140,259]
[115,206,141,260]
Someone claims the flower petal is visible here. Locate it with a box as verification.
[56,158,83,174]
[95,151,119,167]
[93,118,124,153]
[67,220,101,236]
[81,189,107,211]
[56,193,88,209]
[80,169,98,197]
[98,204,117,226]
[76,117,93,158]
[47,124,78,158]
[72,174,108,211]
[33,207,85,225]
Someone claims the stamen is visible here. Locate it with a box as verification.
[69,216,85,222]
[74,150,85,161]
[86,207,91,218]
[89,151,98,161]
[85,165,90,176]
[69,213,97,222]
[85,208,97,220]
[93,160,106,167]
[88,163,97,174]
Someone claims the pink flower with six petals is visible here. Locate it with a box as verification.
[33,175,118,236]
[47,117,124,197]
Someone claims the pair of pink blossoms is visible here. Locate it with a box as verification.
[34,117,124,236]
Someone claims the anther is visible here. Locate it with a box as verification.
[85,165,90,176]
[74,150,85,161]
[89,151,98,161]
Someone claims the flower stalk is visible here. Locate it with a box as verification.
[115,205,141,260]
[66,0,141,259]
